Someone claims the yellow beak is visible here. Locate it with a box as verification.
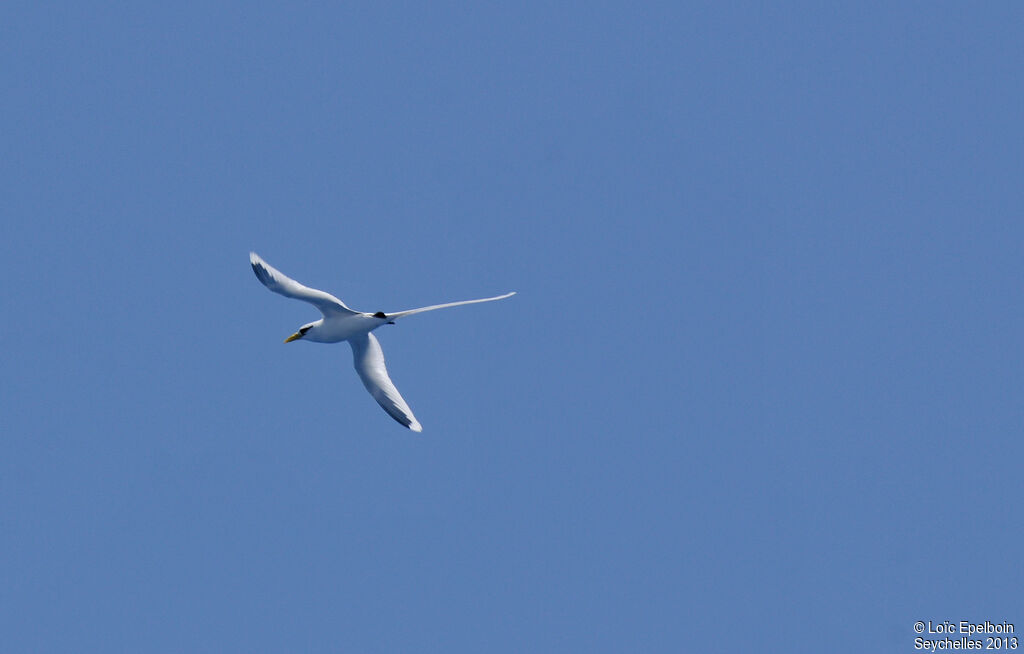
[284,332,302,343]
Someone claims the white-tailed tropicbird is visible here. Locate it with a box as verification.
[249,252,515,431]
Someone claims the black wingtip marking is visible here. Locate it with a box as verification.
[252,261,269,284]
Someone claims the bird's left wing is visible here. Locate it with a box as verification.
[349,333,423,432]
[250,252,358,316]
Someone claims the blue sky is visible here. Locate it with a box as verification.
[2,2,1022,652]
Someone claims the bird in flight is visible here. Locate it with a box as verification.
[249,252,515,431]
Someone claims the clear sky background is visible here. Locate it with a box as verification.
[2,2,1022,652]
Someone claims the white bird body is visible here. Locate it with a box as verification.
[249,252,515,432]
[294,314,383,343]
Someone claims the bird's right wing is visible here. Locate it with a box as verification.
[349,332,423,432]
[250,252,358,316]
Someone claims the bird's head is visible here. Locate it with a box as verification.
[284,323,316,343]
